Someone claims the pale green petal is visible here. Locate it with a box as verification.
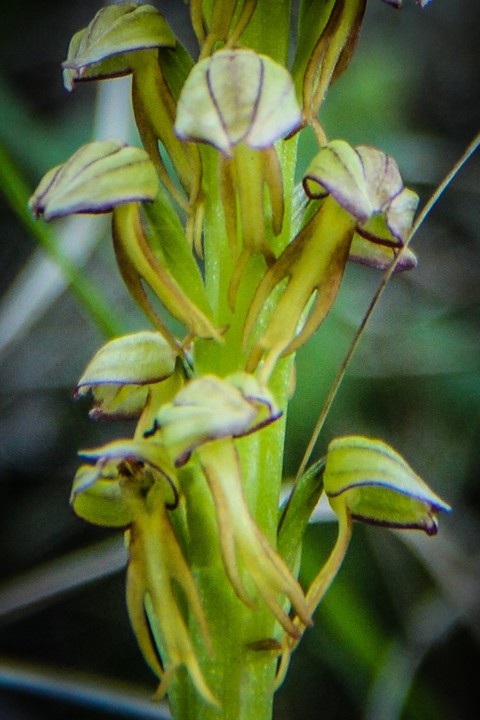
[29,140,158,220]
[324,436,451,535]
[63,3,175,90]
[153,373,279,465]
[76,332,177,390]
[175,49,301,156]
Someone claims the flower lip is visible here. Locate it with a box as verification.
[155,405,282,469]
[75,332,178,392]
[79,439,179,509]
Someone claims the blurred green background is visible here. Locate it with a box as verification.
[0,1,479,719]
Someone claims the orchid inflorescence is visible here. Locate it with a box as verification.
[29,1,449,715]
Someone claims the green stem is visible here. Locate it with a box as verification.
[166,139,298,719]
[168,433,284,720]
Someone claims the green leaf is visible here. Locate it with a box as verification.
[277,459,325,572]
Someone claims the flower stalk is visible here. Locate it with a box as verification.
[27,2,454,719]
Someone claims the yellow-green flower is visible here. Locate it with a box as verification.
[72,439,216,706]
[174,48,301,157]
[244,141,419,377]
[75,331,179,419]
[323,435,451,535]
[29,140,219,346]
[149,373,311,637]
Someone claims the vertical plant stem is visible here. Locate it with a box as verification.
[165,140,298,719]
[168,441,280,720]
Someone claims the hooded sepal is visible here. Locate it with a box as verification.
[149,373,280,466]
[324,435,451,535]
[29,140,158,221]
[174,48,302,157]
[62,2,176,90]
[75,331,179,419]
[303,141,419,246]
